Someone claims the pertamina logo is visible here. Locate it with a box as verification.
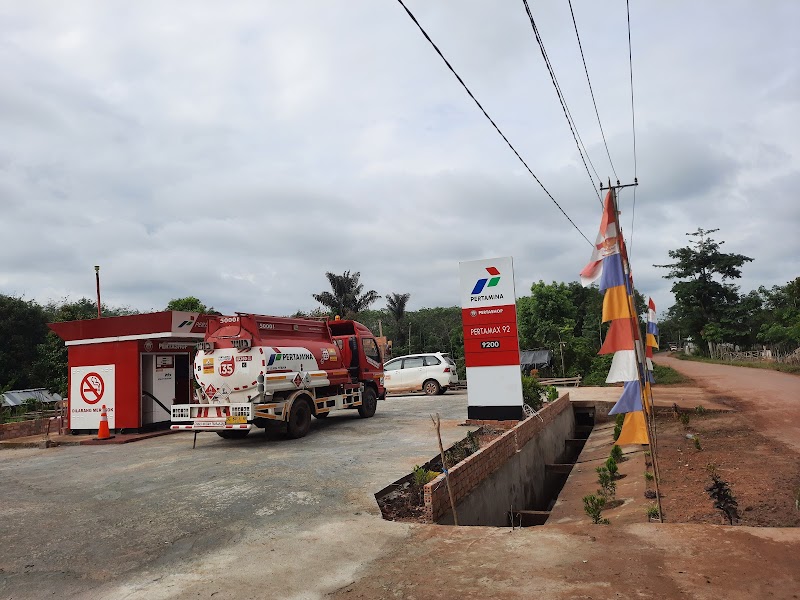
[471,267,504,301]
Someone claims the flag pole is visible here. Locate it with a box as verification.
[608,182,664,522]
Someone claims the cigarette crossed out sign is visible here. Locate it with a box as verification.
[80,372,105,405]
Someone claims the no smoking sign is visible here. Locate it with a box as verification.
[80,372,105,404]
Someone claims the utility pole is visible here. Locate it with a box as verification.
[94,265,102,318]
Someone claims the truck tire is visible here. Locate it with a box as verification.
[358,387,377,418]
[287,398,312,439]
[423,379,441,396]
[216,430,250,440]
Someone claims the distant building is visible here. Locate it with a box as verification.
[1,388,62,408]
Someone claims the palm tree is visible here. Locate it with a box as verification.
[386,293,410,324]
[312,271,380,318]
[386,292,411,349]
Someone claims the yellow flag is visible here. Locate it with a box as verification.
[616,411,649,445]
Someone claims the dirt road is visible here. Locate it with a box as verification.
[653,354,800,452]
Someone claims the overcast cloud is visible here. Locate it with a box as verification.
[1,1,798,318]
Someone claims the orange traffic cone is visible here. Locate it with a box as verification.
[94,404,115,441]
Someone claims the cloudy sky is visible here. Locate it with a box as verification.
[2,1,798,318]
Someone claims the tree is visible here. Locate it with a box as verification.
[756,278,800,347]
[386,292,411,348]
[0,295,49,390]
[655,228,753,353]
[312,271,380,318]
[166,297,209,313]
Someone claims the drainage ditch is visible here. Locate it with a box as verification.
[375,399,595,527]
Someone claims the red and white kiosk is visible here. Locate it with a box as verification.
[49,311,209,433]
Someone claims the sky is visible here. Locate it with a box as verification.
[1,1,798,319]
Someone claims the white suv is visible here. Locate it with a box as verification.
[382,352,458,395]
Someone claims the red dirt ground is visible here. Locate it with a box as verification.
[332,358,800,599]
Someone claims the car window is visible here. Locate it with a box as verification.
[402,357,424,369]
[443,355,456,366]
[384,359,401,371]
[424,356,441,366]
[362,338,381,365]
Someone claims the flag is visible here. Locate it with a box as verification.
[608,380,643,415]
[606,349,639,383]
[580,191,619,286]
[616,411,650,445]
[599,320,635,354]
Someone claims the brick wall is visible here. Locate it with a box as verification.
[424,393,570,522]
[0,417,64,441]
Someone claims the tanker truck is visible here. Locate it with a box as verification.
[170,313,385,439]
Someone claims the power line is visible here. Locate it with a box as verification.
[521,0,603,206]
[626,0,639,256]
[567,0,619,182]
[395,0,593,245]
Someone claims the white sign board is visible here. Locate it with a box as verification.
[459,256,523,420]
[70,364,115,429]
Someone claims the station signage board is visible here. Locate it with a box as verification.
[459,257,523,420]
[70,364,116,429]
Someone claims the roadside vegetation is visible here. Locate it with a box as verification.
[673,352,800,376]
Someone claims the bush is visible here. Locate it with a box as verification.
[410,465,438,505]
[695,405,706,415]
[693,435,702,450]
[679,413,691,428]
[613,413,625,441]
[645,505,660,520]
[582,493,609,524]
[546,385,559,402]
[582,354,614,386]
[521,375,546,411]
[605,456,619,479]
[644,471,654,481]
[610,445,623,463]
[596,466,616,499]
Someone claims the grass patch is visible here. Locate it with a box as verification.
[673,352,800,375]
[652,363,691,384]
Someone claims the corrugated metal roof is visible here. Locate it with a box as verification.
[1,388,62,407]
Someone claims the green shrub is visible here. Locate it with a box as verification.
[645,505,660,520]
[679,413,691,428]
[693,435,702,451]
[605,456,619,479]
[546,385,559,402]
[615,413,625,427]
[610,445,623,463]
[582,494,609,524]
[521,375,546,411]
[596,466,616,499]
[644,471,654,481]
[582,355,614,386]
[694,405,706,415]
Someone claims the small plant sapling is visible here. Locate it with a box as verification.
[693,435,702,450]
[679,413,691,428]
[582,494,609,525]
[610,445,624,463]
[705,466,740,525]
[596,466,616,499]
[613,413,625,441]
[644,471,654,482]
[605,456,619,479]
[694,405,706,415]
[410,465,437,505]
[645,505,660,520]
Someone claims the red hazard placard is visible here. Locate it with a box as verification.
[80,372,104,405]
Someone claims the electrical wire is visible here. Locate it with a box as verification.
[521,0,603,206]
[395,0,593,245]
[567,0,618,182]
[626,0,639,256]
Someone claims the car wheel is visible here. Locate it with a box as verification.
[216,430,250,440]
[423,379,441,396]
[287,398,312,439]
[358,387,378,418]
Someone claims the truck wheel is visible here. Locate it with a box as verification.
[358,387,377,418]
[287,398,312,439]
[423,379,441,396]
[216,430,250,440]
